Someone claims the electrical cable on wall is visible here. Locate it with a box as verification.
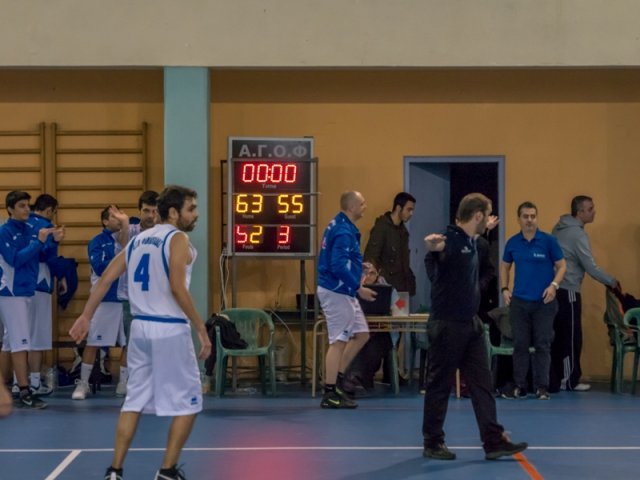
[268,309,295,344]
[219,248,229,311]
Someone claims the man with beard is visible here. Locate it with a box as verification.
[70,185,211,480]
[113,190,160,397]
[346,192,416,391]
[422,193,527,461]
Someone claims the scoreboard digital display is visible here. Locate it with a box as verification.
[228,138,316,257]
[233,161,311,193]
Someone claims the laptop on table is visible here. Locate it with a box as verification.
[358,284,393,316]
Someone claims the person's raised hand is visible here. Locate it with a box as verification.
[424,233,446,252]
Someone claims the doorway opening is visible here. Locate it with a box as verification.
[404,156,505,313]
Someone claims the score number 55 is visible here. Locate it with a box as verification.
[236,194,304,214]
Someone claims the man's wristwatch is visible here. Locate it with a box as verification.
[501,287,510,293]
[550,281,559,290]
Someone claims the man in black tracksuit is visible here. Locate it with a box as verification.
[422,193,527,461]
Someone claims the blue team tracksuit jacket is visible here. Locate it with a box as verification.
[317,212,363,297]
[0,218,55,297]
[88,228,119,302]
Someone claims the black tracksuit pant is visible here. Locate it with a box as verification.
[346,332,393,389]
[549,289,583,392]
[422,317,504,450]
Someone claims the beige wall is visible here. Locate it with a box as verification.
[0,70,164,343]
[211,69,640,380]
[2,1,640,67]
[1,67,639,379]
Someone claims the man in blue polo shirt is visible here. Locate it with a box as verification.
[500,201,566,400]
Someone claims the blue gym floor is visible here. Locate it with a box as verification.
[1,382,638,479]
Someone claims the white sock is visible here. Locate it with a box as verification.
[30,372,41,389]
[119,366,128,382]
[80,363,93,383]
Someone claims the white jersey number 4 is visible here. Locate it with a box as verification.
[133,253,151,291]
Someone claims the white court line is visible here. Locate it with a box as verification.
[45,449,81,480]
[3,446,640,454]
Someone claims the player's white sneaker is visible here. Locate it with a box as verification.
[72,380,90,400]
[115,378,127,397]
[573,383,591,391]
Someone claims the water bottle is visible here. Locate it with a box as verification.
[45,366,58,391]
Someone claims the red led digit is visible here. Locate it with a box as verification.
[256,163,269,182]
[277,225,291,245]
[241,163,255,183]
[284,164,297,183]
[271,163,283,183]
[235,225,248,244]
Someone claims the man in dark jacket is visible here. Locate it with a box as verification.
[347,192,415,389]
[364,192,416,296]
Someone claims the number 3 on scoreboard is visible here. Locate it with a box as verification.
[133,253,150,291]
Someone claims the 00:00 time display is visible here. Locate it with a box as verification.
[239,162,298,184]
[232,160,311,193]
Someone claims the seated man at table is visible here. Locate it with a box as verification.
[345,264,397,393]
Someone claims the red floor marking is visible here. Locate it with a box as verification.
[514,452,544,480]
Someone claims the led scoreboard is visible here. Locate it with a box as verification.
[228,137,316,257]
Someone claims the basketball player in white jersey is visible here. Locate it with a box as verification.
[70,185,211,480]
